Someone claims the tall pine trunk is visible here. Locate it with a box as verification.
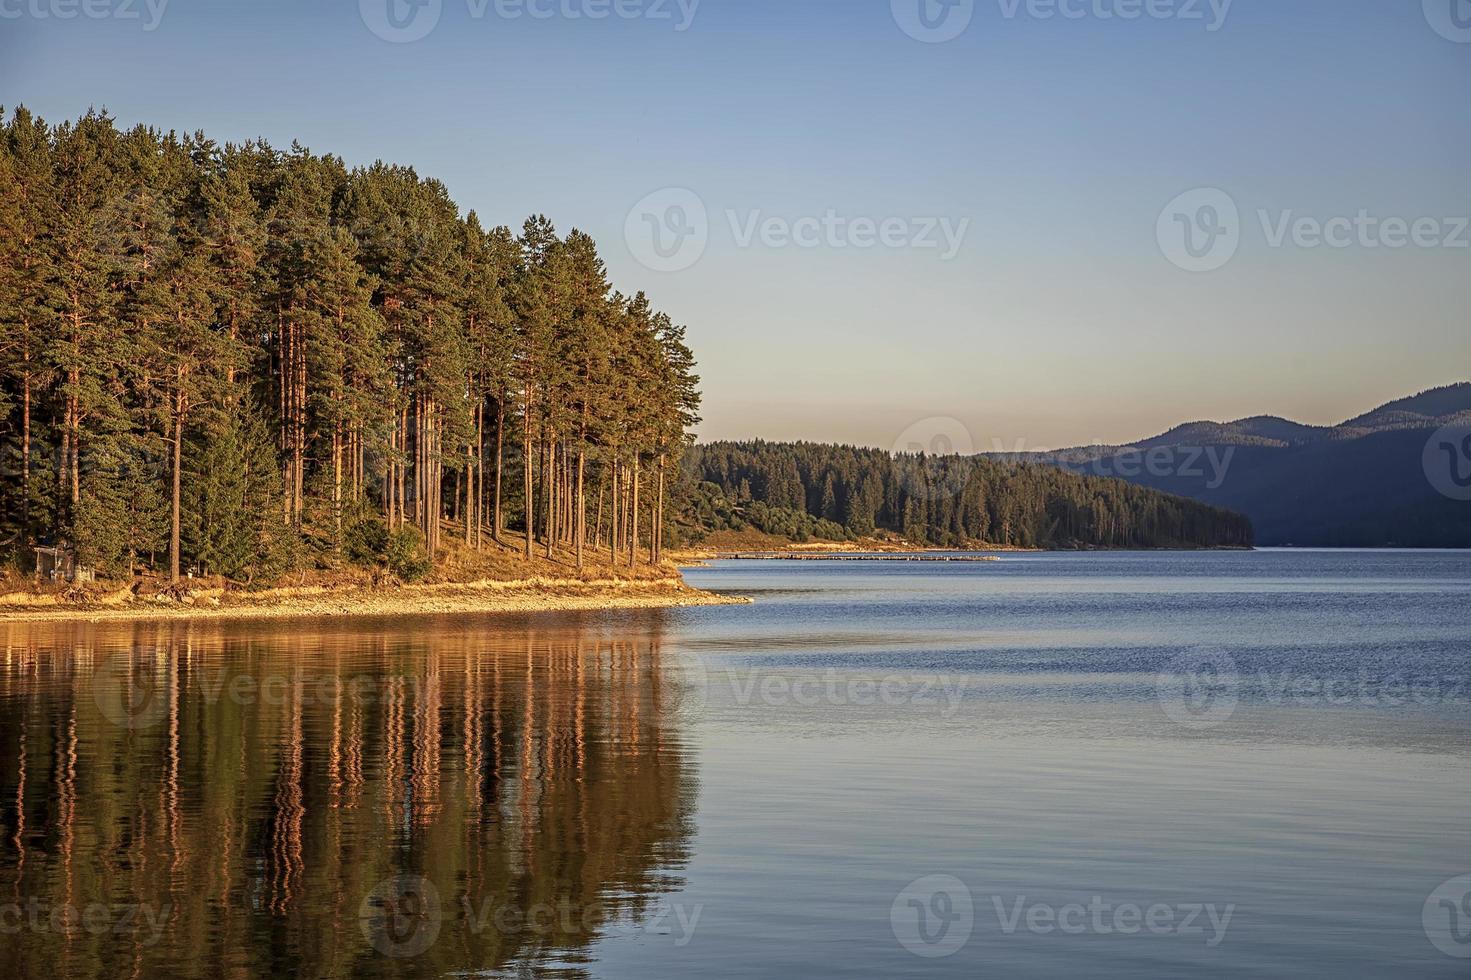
[543,435,555,560]
[474,402,485,549]
[397,404,408,530]
[293,320,305,524]
[628,456,640,568]
[610,457,620,563]
[522,395,533,560]
[465,423,475,549]
[493,401,504,544]
[20,350,30,542]
[593,466,606,552]
[279,310,288,522]
[169,383,184,584]
[332,419,343,551]
[655,454,666,564]
[575,449,586,568]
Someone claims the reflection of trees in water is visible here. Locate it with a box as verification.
[0,613,696,978]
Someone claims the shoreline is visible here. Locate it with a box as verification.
[671,541,1253,563]
[0,576,749,625]
[669,538,1041,563]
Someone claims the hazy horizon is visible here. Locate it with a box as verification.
[692,376,1471,452]
[4,0,1466,450]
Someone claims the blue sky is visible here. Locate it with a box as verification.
[2,0,1467,448]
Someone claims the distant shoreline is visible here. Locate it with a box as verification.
[0,576,747,625]
[671,540,1254,564]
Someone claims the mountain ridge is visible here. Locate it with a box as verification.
[995,383,1471,547]
[1047,383,1471,458]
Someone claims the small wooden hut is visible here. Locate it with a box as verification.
[33,545,95,584]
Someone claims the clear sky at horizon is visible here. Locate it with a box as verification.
[2,0,1467,450]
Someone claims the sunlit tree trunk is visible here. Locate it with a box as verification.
[333,419,343,550]
[522,393,534,560]
[493,400,505,544]
[575,449,586,568]
[628,455,640,568]
[543,434,555,560]
[169,381,184,584]
[655,453,666,564]
[593,465,605,552]
[610,456,620,564]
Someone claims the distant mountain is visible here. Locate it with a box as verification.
[1342,385,1471,429]
[994,383,1471,547]
[1142,416,1326,448]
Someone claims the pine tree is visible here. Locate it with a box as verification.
[511,215,562,559]
[561,230,613,568]
[48,112,132,559]
[0,113,25,544]
[298,225,387,550]
[460,213,515,548]
[3,109,60,549]
[183,406,289,581]
[148,234,229,582]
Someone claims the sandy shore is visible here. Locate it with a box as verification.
[0,576,748,625]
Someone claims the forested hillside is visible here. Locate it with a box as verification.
[0,108,699,584]
[679,441,1254,549]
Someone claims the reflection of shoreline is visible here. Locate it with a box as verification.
[0,577,748,625]
[0,616,699,979]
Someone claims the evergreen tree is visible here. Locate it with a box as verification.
[183,406,289,581]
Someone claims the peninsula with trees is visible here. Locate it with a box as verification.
[0,108,1253,619]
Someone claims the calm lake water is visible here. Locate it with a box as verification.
[1,550,1468,978]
